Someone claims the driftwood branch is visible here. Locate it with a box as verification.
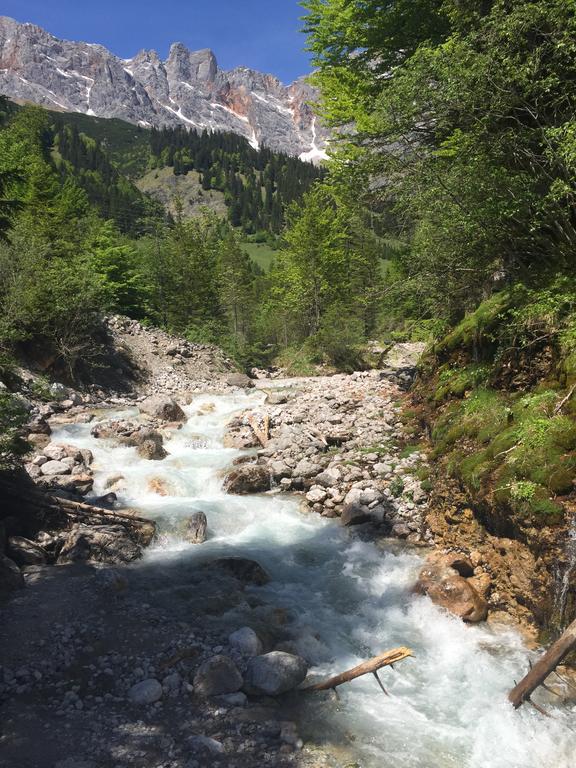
[303,647,412,693]
[509,619,576,709]
[555,384,576,415]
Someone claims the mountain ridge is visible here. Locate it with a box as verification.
[0,16,329,159]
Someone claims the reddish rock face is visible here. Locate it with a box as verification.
[415,559,489,623]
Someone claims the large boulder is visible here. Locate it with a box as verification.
[7,536,48,566]
[140,396,186,422]
[193,655,243,696]
[57,525,142,565]
[415,561,488,623]
[223,465,270,494]
[244,652,308,696]
[0,555,25,594]
[182,511,208,544]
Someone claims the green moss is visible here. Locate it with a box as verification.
[435,291,511,355]
[399,443,423,459]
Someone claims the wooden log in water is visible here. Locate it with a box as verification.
[508,619,576,709]
[45,496,157,545]
[303,647,413,692]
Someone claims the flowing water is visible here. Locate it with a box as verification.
[52,390,576,768]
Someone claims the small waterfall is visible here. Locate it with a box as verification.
[555,515,576,628]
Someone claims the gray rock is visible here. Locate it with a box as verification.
[244,651,308,696]
[193,655,243,696]
[57,525,143,565]
[226,373,254,389]
[140,395,186,422]
[223,465,270,494]
[182,511,208,544]
[188,735,225,755]
[228,627,263,656]
[136,436,168,460]
[7,536,48,566]
[203,557,270,586]
[40,459,71,476]
[128,678,163,704]
[0,555,25,594]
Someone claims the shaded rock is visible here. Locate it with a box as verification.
[229,627,263,656]
[7,536,48,566]
[91,492,118,510]
[140,395,186,422]
[206,557,270,586]
[188,735,225,755]
[0,554,25,594]
[58,525,142,565]
[128,678,163,704]
[193,654,243,696]
[341,503,372,526]
[244,652,308,696]
[415,563,488,623]
[226,373,254,389]
[36,474,94,495]
[182,511,208,544]
[223,465,270,494]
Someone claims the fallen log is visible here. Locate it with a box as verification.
[45,496,156,546]
[303,647,412,694]
[509,619,576,709]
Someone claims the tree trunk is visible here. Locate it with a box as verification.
[508,619,576,709]
[303,647,412,692]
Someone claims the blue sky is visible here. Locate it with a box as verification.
[3,0,312,83]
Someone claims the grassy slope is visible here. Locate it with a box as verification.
[136,167,227,219]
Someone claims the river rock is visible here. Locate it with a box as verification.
[0,554,25,594]
[340,502,372,526]
[128,678,163,705]
[306,486,327,504]
[7,536,48,566]
[136,435,168,461]
[206,557,270,586]
[58,524,142,565]
[188,735,225,755]
[182,511,208,544]
[140,395,186,422]
[193,654,243,696]
[293,459,320,478]
[244,652,308,696]
[415,563,488,623]
[229,627,263,656]
[223,465,270,494]
[40,459,71,476]
[314,467,341,487]
[226,373,254,389]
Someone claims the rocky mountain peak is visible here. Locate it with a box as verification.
[0,17,329,160]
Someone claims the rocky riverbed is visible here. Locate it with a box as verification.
[2,324,576,767]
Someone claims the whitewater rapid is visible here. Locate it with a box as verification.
[52,390,576,768]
